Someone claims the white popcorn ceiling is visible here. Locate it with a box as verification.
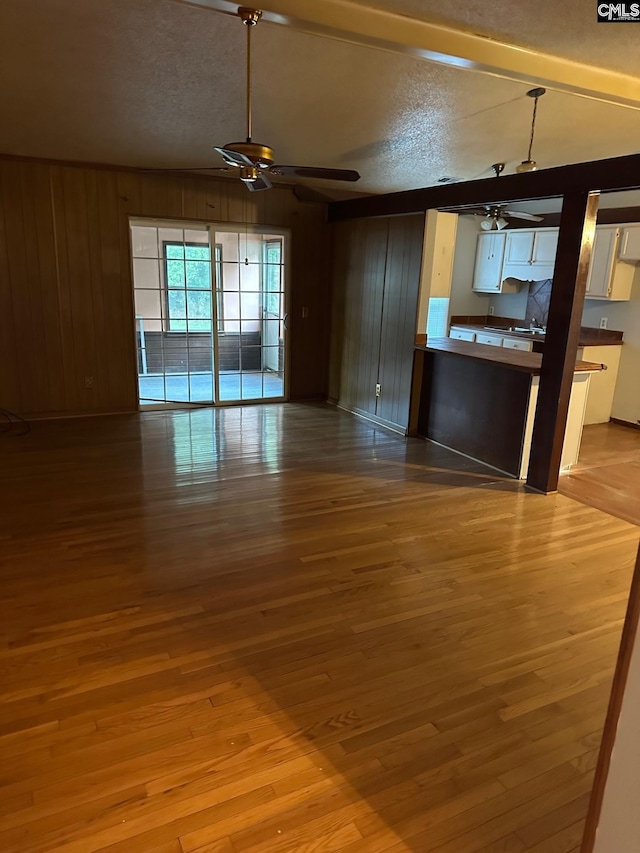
[0,0,638,197]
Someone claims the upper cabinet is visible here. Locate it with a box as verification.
[501,228,558,281]
[586,226,635,301]
[619,225,640,261]
[472,232,520,293]
[472,232,506,292]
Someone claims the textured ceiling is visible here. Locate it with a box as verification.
[0,0,639,196]
[348,0,640,75]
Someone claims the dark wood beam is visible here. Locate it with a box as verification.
[526,192,600,494]
[328,153,640,222]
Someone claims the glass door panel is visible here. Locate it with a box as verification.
[132,221,287,407]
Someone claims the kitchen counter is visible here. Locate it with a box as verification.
[415,338,604,374]
[411,340,600,479]
[447,318,624,348]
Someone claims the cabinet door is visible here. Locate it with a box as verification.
[532,230,558,264]
[586,227,618,298]
[472,232,506,292]
[504,231,534,265]
[620,226,640,261]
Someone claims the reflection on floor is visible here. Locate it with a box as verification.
[138,370,284,404]
[1,404,638,853]
[559,422,640,527]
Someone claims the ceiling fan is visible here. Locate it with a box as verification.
[446,164,544,230]
[150,7,360,192]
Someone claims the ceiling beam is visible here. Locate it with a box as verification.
[174,0,640,110]
[328,153,640,221]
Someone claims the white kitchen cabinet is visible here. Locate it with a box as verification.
[475,332,503,347]
[585,226,635,300]
[577,345,622,424]
[502,336,533,352]
[472,232,506,292]
[449,327,476,342]
[501,228,559,281]
[619,225,640,261]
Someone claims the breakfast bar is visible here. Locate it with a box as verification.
[412,338,603,479]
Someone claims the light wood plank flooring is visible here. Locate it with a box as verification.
[1,404,638,853]
[559,422,640,527]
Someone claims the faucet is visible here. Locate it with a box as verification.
[529,317,545,331]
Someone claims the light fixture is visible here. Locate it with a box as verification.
[480,210,509,231]
[516,87,546,173]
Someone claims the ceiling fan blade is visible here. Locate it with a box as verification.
[444,207,491,216]
[214,146,254,168]
[503,210,544,222]
[246,174,272,192]
[269,165,360,182]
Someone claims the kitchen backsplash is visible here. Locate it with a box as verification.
[527,279,552,325]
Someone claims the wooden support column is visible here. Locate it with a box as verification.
[526,192,599,493]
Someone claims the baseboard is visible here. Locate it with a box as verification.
[610,417,640,431]
[328,400,408,436]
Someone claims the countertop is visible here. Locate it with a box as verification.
[415,338,604,375]
[448,322,623,347]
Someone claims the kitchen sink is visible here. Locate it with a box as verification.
[484,325,546,335]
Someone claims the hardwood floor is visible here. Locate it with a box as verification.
[559,422,640,527]
[0,403,638,853]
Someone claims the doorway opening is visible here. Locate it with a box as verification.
[130,220,288,407]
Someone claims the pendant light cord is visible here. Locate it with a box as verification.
[246,21,252,142]
[526,95,539,162]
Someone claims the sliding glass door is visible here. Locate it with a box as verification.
[130,221,287,407]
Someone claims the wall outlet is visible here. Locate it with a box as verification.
[488,306,495,316]
[84,376,94,388]
[600,317,608,329]
[375,383,381,397]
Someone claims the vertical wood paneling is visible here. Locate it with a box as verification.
[1,161,44,413]
[0,155,328,417]
[288,201,329,397]
[329,214,424,430]
[376,214,424,428]
[0,165,23,411]
[329,218,387,416]
[30,162,66,410]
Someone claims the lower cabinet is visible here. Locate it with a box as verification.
[578,345,622,424]
[449,327,476,342]
[502,337,533,352]
[475,332,503,347]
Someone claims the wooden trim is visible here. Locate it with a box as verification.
[328,153,640,222]
[526,192,599,493]
[610,417,640,431]
[581,544,640,853]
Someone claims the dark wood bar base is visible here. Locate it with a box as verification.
[417,349,531,477]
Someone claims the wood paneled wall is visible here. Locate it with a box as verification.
[329,213,424,431]
[0,156,329,418]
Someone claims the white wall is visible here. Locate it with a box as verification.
[449,217,490,316]
[593,618,640,853]
[489,287,530,320]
